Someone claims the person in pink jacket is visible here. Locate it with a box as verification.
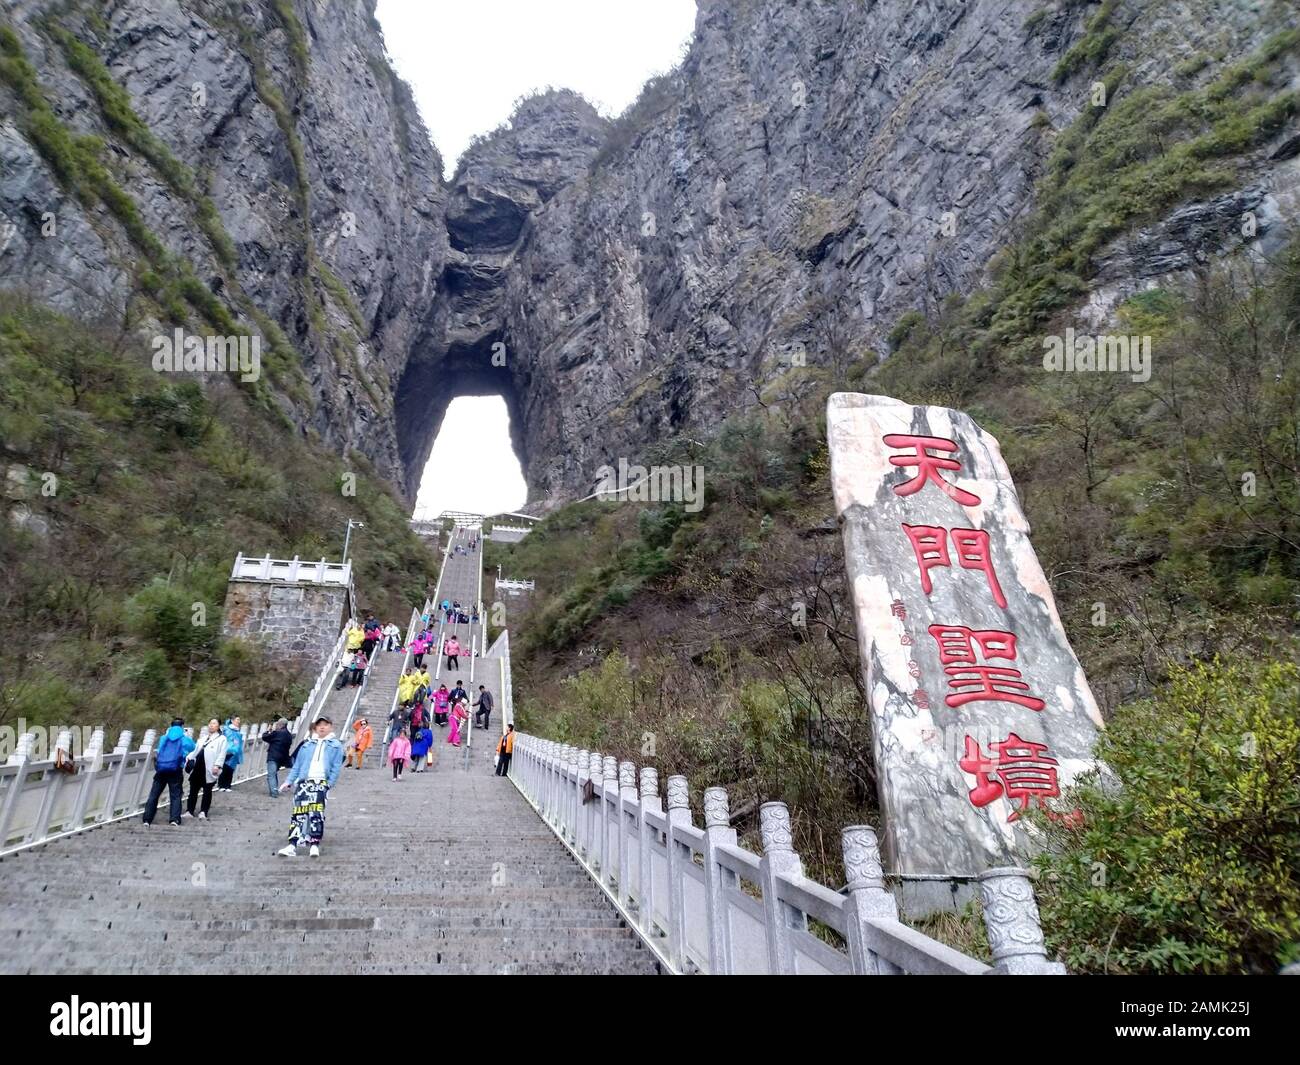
[412,633,428,668]
[433,684,450,727]
[445,636,462,671]
[388,729,411,781]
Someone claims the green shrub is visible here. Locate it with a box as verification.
[1033,658,1300,974]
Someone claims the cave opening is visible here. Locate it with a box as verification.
[396,337,529,520]
[412,393,527,520]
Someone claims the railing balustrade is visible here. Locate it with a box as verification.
[507,734,1065,976]
[1,610,365,856]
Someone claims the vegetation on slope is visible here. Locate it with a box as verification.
[0,298,439,738]
[489,31,1300,970]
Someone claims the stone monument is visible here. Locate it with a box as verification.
[827,393,1103,913]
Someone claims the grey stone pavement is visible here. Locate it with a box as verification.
[0,527,657,975]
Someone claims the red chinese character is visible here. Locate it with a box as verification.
[949,528,1007,609]
[902,525,1007,609]
[958,732,1060,821]
[883,434,981,507]
[900,633,914,646]
[927,625,1045,711]
[902,524,949,596]
[891,599,908,620]
[914,688,931,710]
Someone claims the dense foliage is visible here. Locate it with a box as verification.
[0,299,439,736]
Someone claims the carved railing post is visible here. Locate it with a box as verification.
[587,751,604,869]
[841,825,902,975]
[70,728,105,828]
[102,730,133,822]
[575,749,590,856]
[618,760,637,908]
[0,731,36,849]
[665,775,691,971]
[637,767,659,933]
[539,741,552,821]
[601,755,618,888]
[131,729,158,810]
[978,867,1065,975]
[557,744,572,839]
[31,729,73,842]
[567,745,580,843]
[702,786,737,974]
[759,802,806,974]
[553,742,565,825]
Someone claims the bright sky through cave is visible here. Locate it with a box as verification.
[374,0,698,176]
[413,396,528,519]
[379,0,697,519]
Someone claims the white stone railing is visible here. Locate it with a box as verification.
[292,621,353,742]
[508,736,1065,976]
[230,553,352,586]
[0,721,270,856]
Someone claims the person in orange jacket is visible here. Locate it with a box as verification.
[495,725,515,777]
[346,717,373,769]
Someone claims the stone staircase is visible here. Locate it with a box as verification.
[0,524,658,975]
[0,741,657,974]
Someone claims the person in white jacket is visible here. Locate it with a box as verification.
[183,717,228,820]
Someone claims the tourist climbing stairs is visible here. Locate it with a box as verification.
[0,519,657,975]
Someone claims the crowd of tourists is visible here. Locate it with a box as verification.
[138,580,513,857]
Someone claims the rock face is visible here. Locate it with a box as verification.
[2,0,1295,511]
[0,0,446,486]
[432,0,1298,511]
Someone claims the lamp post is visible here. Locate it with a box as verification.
[343,519,365,563]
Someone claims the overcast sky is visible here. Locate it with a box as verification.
[378,0,697,519]
[375,0,698,176]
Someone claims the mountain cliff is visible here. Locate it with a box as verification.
[2,0,445,483]
[4,1,1296,509]
[447,0,1299,509]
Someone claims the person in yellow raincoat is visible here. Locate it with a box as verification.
[397,667,417,705]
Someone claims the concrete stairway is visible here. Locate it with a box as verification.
[0,522,657,975]
[0,729,658,974]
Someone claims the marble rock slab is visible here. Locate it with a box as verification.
[827,392,1103,883]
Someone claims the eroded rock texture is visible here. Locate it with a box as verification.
[2,0,1295,510]
[1,0,446,486]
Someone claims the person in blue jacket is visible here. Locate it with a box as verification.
[217,716,244,791]
[410,724,433,773]
[276,716,344,858]
[141,718,196,826]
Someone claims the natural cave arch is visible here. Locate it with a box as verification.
[394,331,527,513]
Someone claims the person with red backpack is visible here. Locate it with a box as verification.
[141,718,196,827]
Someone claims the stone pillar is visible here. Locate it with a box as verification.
[979,867,1065,974]
[827,392,1103,914]
[841,825,902,975]
[702,786,737,974]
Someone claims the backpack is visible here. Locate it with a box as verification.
[156,733,184,771]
